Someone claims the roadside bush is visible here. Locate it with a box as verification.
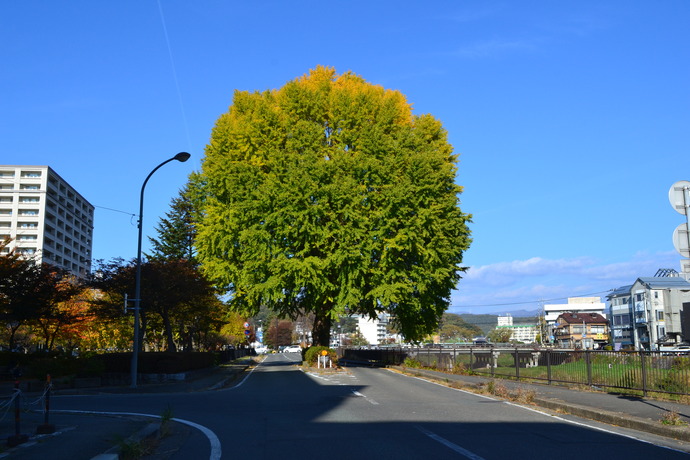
[25,355,105,379]
[403,357,422,368]
[452,362,467,375]
[304,346,338,367]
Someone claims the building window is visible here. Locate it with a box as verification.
[18,210,38,216]
[19,222,37,229]
[19,197,40,203]
[20,171,42,178]
[20,184,40,190]
[0,171,15,178]
[656,310,664,321]
[18,235,37,241]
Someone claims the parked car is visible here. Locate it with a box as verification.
[283,345,302,353]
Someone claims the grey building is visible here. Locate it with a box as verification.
[0,165,94,277]
[622,277,690,350]
[607,285,633,350]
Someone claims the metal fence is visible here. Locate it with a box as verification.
[339,346,690,397]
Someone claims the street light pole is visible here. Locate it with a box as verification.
[131,152,191,388]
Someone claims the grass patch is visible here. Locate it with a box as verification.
[661,411,688,426]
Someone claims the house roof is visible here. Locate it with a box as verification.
[556,312,607,324]
[634,277,690,290]
[606,285,633,299]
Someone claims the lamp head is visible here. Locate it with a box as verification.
[174,152,191,162]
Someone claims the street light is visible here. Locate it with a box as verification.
[131,152,190,388]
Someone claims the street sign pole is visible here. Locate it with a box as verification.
[669,181,690,259]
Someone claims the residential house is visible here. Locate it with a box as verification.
[544,297,606,344]
[553,312,608,349]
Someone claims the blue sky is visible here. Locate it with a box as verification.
[2,1,688,315]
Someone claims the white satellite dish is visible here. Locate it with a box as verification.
[673,223,690,258]
[669,181,690,215]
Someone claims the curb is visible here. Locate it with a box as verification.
[91,421,161,460]
[531,396,690,442]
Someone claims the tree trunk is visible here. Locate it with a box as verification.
[311,306,332,347]
[161,308,177,352]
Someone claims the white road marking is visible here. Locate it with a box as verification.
[415,425,486,459]
[351,390,379,405]
[54,410,221,460]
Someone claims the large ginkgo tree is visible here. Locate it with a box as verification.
[193,66,472,346]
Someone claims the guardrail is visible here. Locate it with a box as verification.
[339,346,690,396]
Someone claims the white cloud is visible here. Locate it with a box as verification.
[450,38,538,58]
[450,251,684,313]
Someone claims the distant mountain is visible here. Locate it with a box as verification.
[504,309,541,317]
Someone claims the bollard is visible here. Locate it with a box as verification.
[37,374,55,434]
[7,380,28,447]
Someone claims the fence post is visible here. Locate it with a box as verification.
[546,349,552,384]
[7,380,28,447]
[639,350,648,397]
[490,345,495,378]
[470,347,474,373]
[585,350,592,386]
[514,346,520,381]
[37,374,56,434]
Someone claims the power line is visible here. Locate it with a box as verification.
[94,205,136,217]
[454,289,613,309]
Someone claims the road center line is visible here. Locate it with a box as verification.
[351,390,379,405]
[415,425,486,459]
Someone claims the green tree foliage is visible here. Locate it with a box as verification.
[438,313,483,342]
[194,66,472,345]
[147,183,198,264]
[488,328,513,343]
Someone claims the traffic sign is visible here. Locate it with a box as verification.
[669,181,690,215]
[673,223,690,258]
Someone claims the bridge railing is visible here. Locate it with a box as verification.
[338,346,690,396]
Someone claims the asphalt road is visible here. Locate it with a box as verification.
[49,352,690,459]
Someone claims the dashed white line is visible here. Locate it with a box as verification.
[415,425,486,459]
[351,390,379,405]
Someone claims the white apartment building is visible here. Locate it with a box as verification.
[497,314,513,327]
[0,166,94,277]
[496,324,539,343]
[357,313,398,345]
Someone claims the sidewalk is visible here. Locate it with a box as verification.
[390,365,690,442]
[0,359,253,459]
